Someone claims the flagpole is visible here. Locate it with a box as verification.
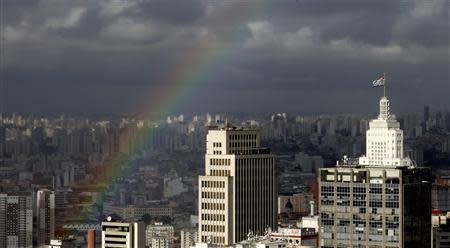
[383,72,386,97]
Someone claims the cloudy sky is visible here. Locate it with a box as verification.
[1,0,449,115]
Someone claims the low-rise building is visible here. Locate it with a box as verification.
[146,222,174,248]
[101,216,145,248]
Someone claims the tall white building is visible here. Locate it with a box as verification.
[101,217,145,248]
[37,189,55,247]
[358,97,410,167]
[0,193,33,248]
[198,127,277,246]
[318,96,431,248]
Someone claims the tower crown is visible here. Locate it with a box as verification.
[356,96,413,167]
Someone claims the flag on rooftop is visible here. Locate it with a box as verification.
[372,75,385,87]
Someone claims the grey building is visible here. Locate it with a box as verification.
[318,96,431,248]
[0,193,33,248]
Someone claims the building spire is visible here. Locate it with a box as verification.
[379,97,390,120]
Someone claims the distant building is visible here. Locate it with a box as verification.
[235,236,288,248]
[180,229,197,248]
[146,222,174,248]
[0,192,33,248]
[270,227,317,247]
[294,152,323,174]
[103,204,172,221]
[37,189,55,247]
[433,179,450,212]
[101,217,145,248]
[46,239,75,248]
[319,96,431,248]
[278,193,314,215]
[198,127,277,246]
[432,209,450,248]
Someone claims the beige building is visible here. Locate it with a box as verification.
[198,127,277,246]
[180,229,197,248]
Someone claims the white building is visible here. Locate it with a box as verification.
[101,217,145,248]
[319,96,431,248]
[146,222,174,248]
[198,127,277,246]
[270,227,317,247]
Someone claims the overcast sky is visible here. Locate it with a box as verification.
[1,0,449,115]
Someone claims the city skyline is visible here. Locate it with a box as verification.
[1,0,449,115]
[0,1,448,247]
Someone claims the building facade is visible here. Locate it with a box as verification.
[318,96,431,248]
[180,229,198,248]
[37,189,55,247]
[198,127,277,246]
[146,222,174,248]
[101,217,145,248]
[0,193,33,248]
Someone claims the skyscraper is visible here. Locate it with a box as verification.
[0,193,33,248]
[318,96,431,248]
[36,189,55,247]
[198,126,277,246]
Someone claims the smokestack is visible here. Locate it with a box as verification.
[88,229,95,248]
[310,200,315,216]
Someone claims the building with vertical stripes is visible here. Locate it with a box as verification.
[198,126,277,246]
[37,189,55,247]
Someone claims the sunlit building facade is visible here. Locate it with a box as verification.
[198,127,277,246]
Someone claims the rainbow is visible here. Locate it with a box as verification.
[60,2,272,234]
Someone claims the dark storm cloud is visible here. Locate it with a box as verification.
[130,0,206,24]
[1,0,448,114]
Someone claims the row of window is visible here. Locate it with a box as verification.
[229,134,257,140]
[201,202,225,210]
[210,158,230,166]
[201,191,225,199]
[210,170,230,177]
[201,180,226,188]
[212,142,222,147]
[201,235,224,244]
[201,213,225,221]
[321,200,399,208]
[201,224,225,233]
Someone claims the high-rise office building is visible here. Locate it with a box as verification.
[318,96,431,248]
[198,127,277,246]
[36,189,55,247]
[0,193,33,248]
[101,217,145,248]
